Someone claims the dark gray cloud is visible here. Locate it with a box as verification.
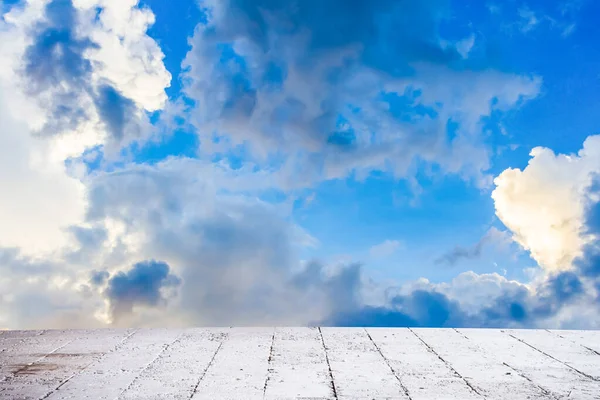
[103,260,181,321]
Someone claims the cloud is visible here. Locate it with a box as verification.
[323,267,592,329]
[80,158,345,326]
[0,84,87,255]
[518,6,540,33]
[0,0,170,255]
[94,84,137,141]
[492,135,600,272]
[499,2,583,37]
[325,138,600,329]
[1,150,600,329]
[102,260,181,322]
[0,0,598,332]
[182,0,540,189]
[436,243,486,267]
[369,240,403,259]
[435,227,511,267]
[0,247,104,329]
[3,0,169,144]
[573,177,600,295]
[90,270,109,286]
[23,0,97,134]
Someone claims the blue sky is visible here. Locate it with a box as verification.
[0,0,599,329]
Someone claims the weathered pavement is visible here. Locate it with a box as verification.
[1,328,599,399]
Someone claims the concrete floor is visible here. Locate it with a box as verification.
[1,328,599,399]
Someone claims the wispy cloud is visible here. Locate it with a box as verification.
[435,227,511,267]
[369,240,403,259]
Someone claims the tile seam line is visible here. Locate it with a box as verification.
[506,332,600,382]
[408,328,484,398]
[317,327,339,400]
[115,330,186,400]
[188,330,229,399]
[455,329,557,400]
[262,327,276,399]
[3,336,77,382]
[501,362,559,400]
[364,328,413,400]
[544,329,600,357]
[39,328,140,400]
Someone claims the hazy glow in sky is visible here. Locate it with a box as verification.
[0,0,599,329]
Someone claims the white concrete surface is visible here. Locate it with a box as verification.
[0,328,599,399]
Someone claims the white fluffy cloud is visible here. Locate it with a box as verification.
[493,135,600,272]
[0,0,170,255]
[74,0,171,111]
[0,88,87,254]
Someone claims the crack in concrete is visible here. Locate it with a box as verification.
[408,328,483,397]
[318,327,339,400]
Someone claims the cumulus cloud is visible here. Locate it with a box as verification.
[1,0,598,332]
[2,149,600,329]
[3,0,169,143]
[182,0,540,189]
[79,158,357,326]
[0,0,170,255]
[324,267,594,329]
[23,0,97,134]
[492,135,600,272]
[325,137,600,329]
[0,84,87,254]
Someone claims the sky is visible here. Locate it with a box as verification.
[0,0,599,329]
